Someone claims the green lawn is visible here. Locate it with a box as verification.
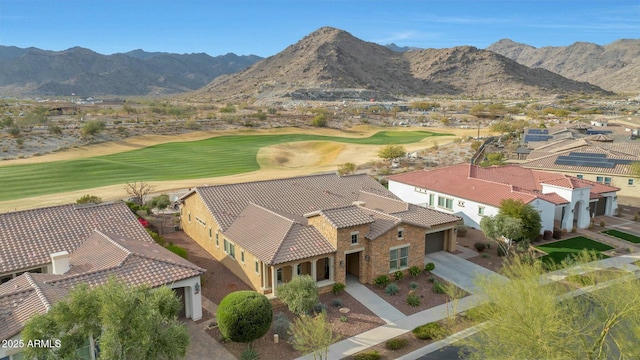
[535,236,614,265]
[602,229,640,244]
[0,130,448,201]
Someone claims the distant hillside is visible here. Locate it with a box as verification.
[0,46,262,97]
[196,27,609,103]
[487,39,640,93]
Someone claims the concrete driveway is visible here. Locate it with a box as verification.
[425,251,507,293]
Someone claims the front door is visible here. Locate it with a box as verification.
[345,252,360,279]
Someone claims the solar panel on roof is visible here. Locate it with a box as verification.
[555,152,633,168]
[528,129,549,135]
[568,152,607,158]
[585,130,612,135]
[524,135,553,143]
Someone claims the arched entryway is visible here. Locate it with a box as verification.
[573,200,589,229]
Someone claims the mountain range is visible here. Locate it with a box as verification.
[1,27,636,100]
[0,46,261,97]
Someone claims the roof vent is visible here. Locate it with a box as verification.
[352,201,366,207]
[50,251,70,275]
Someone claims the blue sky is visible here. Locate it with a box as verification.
[0,0,638,57]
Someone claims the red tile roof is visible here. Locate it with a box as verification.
[389,164,618,207]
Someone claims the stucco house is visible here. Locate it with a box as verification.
[179,173,460,296]
[0,203,205,360]
[388,164,619,233]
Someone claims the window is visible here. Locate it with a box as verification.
[277,268,283,283]
[351,231,359,244]
[195,216,206,227]
[224,239,228,253]
[596,176,604,183]
[389,246,409,271]
[208,227,212,239]
[241,250,245,263]
[478,206,485,216]
[188,212,191,223]
[255,261,260,274]
[229,243,236,259]
[604,177,612,185]
[576,174,584,179]
[629,179,635,186]
[437,196,453,210]
[428,193,435,207]
[397,228,404,239]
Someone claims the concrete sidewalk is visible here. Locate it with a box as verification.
[426,251,507,293]
[345,276,405,323]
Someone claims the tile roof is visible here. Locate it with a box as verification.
[190,173,395,232]
[188,173,460,260]
[389,164,618,208]
[311,206,375,229]
[223,203,334,265]
[0,203,152,275]
[0,229,205,341]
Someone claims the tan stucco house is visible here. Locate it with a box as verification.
[179,173,460,296]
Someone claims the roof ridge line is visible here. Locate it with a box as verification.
[24,273,51,311]
[133,252,206,273]
[358,190,407,209]
[360,206,401,222]
[267,221,297,266]
[95,229,132,256]
[248,202,296,224]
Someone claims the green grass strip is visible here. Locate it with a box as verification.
[535,236,614,264]
[0,130,448,202]
[602,229,640,244]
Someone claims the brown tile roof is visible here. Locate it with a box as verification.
[223,203,334,265]
[0,202,152,275]
[0,229,205,341]
[311,206,375,229]
[189,173,395,232]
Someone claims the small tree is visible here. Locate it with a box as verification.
[148,194,171,210]
[311,113,327,127]
[377,145,406,161]
[217,291,273,344]
[288,312,339,360]
[277,275,319,315]
[498,198,542,242]
[480,214,523,254]
[124,181,155,206]
[76,194,103,204]
[337,162,356,176]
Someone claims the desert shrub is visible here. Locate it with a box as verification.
[385,338,408,350]
[424,262,435,272]
[353,350,381,360]
[148,194,171,210]
[8,126,21,137]
[331,298,343,308]
[48,124,63,135]
[146,229,166,246]
[456,225,468,237]
[385,283,400,296]
[409,266,421,277]
[76,194,103,204]
[277,275,319,315]
[428,275,435,283]
[81,120,105,137]
[432,281,446,294]
[340,315,348,322]
[217,291,273,343]
[600,220,606,227]
[272,312,290,339]
[409,281,418,290]
[166,244,187,259]
[394,270,404,282]
[332,282,346,295]
[374,275,390,288]
[566,274,596,287]
[412,322,449,340]
[313,302,327,314]
[406,293,420,307]
[474,242,487,252]
[239,346,259,360]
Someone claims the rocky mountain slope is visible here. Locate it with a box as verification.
[487,39,640,93]
[197,27,609,103]
[0,46,261,97]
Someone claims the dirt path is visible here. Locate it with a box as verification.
[0,126,490,212]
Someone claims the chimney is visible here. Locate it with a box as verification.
[50,251,70,275]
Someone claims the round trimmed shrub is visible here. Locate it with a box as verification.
[432,281,446,294]
[473,242,486,252]
[424,262,435,272]
[217,291,273,343]
[374,275,390,288]
[409,281,418,290]
[353,350,381,360]
[385,338,408,350]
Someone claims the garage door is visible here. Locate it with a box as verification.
[425,231,445,254]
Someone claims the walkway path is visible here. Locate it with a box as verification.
[184,295,237,360]
[426,251,507,293]
[345,275,405,323]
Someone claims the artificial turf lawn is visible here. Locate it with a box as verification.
[602,229,640,244]
[535,236,614,264]
[0,130,448,202]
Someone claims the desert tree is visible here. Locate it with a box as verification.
[124,181,155,206]
[460,252,640,360]
[377,144,406,161]
[288,312,339,360]
[22,278,189,360]
[277,275,319,316]
[337,162,356,176]
[498,198,542,242]
[480,213,523,254]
